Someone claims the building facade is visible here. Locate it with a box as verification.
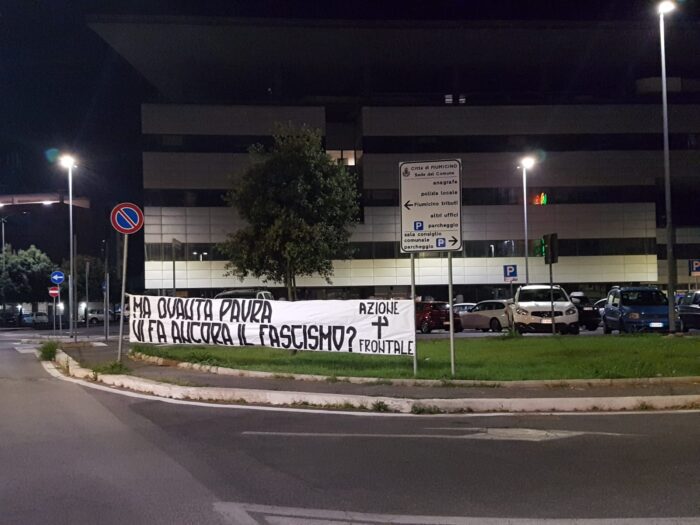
[91,16,700,300]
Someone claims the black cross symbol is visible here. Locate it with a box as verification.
[371,316,389,339]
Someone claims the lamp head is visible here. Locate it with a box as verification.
[59,155,76,169]
[520,156,536,170]
[658,1,676,15]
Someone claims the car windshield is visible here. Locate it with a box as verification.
[518,289,568,302]
[621,290,667,306]
[681,294,698,305]
[433,303,449,311]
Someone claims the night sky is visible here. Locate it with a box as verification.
[1,0,698,257]
[2,0,697,198]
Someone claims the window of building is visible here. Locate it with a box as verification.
[326,149,358,166]
[145,243,163,262]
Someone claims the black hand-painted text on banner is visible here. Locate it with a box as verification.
[129,295,415,356]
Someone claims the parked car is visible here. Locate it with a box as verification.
[19,312,50,329]
[214,288,273,300]
[603,286,679,334]
[511,285,579,335]
[459,299,511,332]
[113,306,129,320]
[570,292,601,331]
[415,301,463,334]
[86,309,113,325]
[677,290,700,331]
[0,311,17,327]
[453,302,476,316]
[594,298,607,320]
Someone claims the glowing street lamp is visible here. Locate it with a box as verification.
[59,154,77,340]
[519,156,536,284]
[657,0,677,331]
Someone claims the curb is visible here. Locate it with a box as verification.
[130,351,700,390]
[52,351,700,414]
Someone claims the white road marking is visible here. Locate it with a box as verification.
[426,427,630,438]
[241,429,588,442]
[39,361,700,419]
[214,501,700,524]
[14,344,38,354]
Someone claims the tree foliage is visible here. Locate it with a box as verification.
[218,124,359,300]
[0,245,55,303]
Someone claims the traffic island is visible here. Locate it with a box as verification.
[41,347,700,414]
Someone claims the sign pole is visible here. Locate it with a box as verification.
[58,288,62,333]
[105,272,110,343]
[411,252,417,377]
[549,259,555,335]
[448,251,455,377]
[85,260,90,326]
[172,238,177,297]
[52,296,56,336]
[117,234,128,362]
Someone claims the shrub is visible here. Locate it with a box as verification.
[371,400,390,412]
[92,361,130,375]
[39,341,58,361]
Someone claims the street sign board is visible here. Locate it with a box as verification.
[50,270,65,285]
[48,286,60,298]
[400,159,462,252]
[504,264,518,283]
[110,202,144,235]
[690,259,700,277]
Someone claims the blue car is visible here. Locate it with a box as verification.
[603,286,678,334]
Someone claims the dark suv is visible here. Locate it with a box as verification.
[415,301,463,334]
[570,292,601,331]
[603,286,678,333]
[678,290,700,331]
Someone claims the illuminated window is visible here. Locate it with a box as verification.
[326,150,358,167]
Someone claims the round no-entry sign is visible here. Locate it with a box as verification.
[111,202,144,235]
[48,286,60,298]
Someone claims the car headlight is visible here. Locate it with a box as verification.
[626,312,640,320]
[516,308,529,316]
[565,308,577,316]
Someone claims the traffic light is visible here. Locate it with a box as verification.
[534,238,546,257]
[544,233,559,264]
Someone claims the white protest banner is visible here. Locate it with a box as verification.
[129,295,416,356]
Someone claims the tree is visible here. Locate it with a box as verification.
[218,124,359,300]
[1,245,55,304]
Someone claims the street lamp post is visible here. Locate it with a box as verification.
[1,216,6,273]
[520,156,536,285]
[60,154,76,340]
[1,216,6,312]
[658,0,677,332]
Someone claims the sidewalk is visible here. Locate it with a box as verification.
[59,343,700,404]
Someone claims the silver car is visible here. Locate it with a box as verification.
[459,300,511,332]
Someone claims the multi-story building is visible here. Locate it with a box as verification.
[91,15,700,300]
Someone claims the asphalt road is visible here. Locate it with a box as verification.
[2,331,700,524]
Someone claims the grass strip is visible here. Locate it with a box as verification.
[132,334,700,381]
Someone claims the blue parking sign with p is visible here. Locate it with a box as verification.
[504,265,518,278]
[414,221,424,231]
[691,259,700,277]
